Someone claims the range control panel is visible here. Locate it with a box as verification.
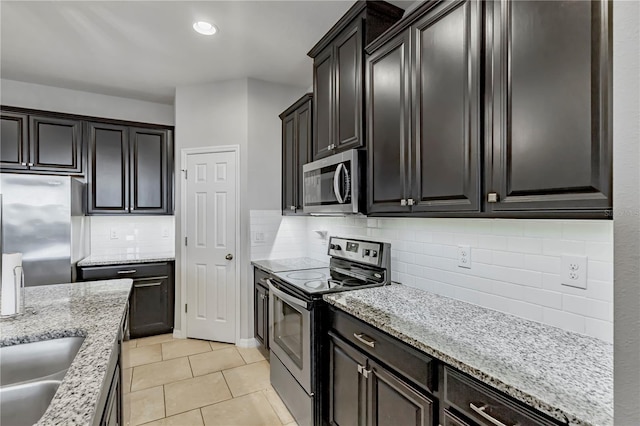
[327,236,388,267]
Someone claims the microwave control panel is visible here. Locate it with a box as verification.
[328,237,388,267]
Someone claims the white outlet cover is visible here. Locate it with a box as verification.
[458,245,471,269]
[162,227,170,238]
[110,228,119,240]
[254,232,265,243]
[561,255,588,289]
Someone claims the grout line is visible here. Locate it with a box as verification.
[199,408,205,425]
[187,354,195,377]
[162,385,166,419]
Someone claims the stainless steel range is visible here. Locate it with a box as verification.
[268,237,391,426]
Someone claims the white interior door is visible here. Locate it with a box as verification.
[185,151,237,343]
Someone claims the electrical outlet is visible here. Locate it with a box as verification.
[458,245,471,269]
[561,255,588,289]
[254,232,265,243]
[162,227,170,238]
[110,228,119,240]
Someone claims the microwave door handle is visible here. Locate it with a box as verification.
[267,280,308,309]
[333,163,346,204]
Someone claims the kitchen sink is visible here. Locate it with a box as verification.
[0,336,85,425]
[0,380,62,426]
[0,336,85,386]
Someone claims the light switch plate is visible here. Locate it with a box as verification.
[561,255,588,289]
[458,245,471,269]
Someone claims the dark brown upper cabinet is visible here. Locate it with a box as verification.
[485,0,612,216]
[308,1,404,161]
[367,0,481,216]
[87,122,173,215]
[367,29,412,215]
[280,94,313,215]
[130,127,172,214]
[1,110,83,174]
[0,111,28,170]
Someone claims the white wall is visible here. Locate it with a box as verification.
[613,0,640,423]
[174,78,305,341]
[90,216,175,256]
[251,214,614,343]
[0,79,174,125]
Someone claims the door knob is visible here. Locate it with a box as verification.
[225,254,233,260]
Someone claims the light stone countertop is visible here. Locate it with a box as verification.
[324,284,613,426]
[251,257,328,273]
[77,252,175,267]
[0,279,133,425]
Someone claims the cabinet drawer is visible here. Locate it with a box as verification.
[79,263,171,281]
[444,368,561,426]
[254,267,271,289]
[443,409,474,426]
[331,309,435,393]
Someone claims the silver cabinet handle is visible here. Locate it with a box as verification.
[400,199,407,206]
[21,162,27,166]
[117,270,137,274]
[225,254,233,260]
[259,278,268,284]
[407,198,415,206]
[487,193,499,203]
[469,402,512,426]
[353,333,376,348]
[134,282,162,288]
[28,163,34,166]
[290,206,296,211]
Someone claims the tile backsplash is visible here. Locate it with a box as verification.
[90,216,175,255]
[250,210,613,343]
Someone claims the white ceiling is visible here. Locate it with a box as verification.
[1,1,414,104]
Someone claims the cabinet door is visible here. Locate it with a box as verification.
[129,275,172,338]
[367,359,435,426]
[129,128,172,214]
[87,122,129,214]
[411,0,481,213]
[486,0,611,214]
[329,334,368,426]
[282,113,297,214]
[295,99,312,211]
[0,111,28,170]
[101,364,121,426]
[334,21,363,151]
[254,284,267,346]
[29,115,83,173]
[313,46,335,160]
[366,30,412,214]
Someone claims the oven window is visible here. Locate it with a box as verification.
[273,295,304,369]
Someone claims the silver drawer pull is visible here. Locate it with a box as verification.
[469,402,516,426]
[353,333,376,348]
[134,282,162,288]
[259,278,268,284]
[117,270,137,274]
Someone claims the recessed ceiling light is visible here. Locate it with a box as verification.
[193,21,217,36]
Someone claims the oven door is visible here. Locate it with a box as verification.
[302,149,359,214]
[268,280,312,394]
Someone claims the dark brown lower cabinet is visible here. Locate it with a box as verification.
[253,267,270,356]
[329,333,435,426]
[78,262,175,339]
[97,307,126,426]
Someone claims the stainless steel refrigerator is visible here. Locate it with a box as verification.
[0,174,89,286]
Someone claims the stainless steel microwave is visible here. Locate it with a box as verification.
[302,149,364,215]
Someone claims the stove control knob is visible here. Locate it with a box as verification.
[370,250,378,258]
[330,244,342,250]
[363,249,371,257]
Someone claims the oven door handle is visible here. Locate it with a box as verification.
[267,280,308,310]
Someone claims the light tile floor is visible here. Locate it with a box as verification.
[123,334,297,426]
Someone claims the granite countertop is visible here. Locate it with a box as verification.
[324,285,613,426]
[0,279,133,425]
[77,252,175,267]
[251,257,328,273]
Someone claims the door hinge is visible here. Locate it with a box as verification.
[185,237,188,246]
[185,304,188,313]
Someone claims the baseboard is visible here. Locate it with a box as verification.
[172,329,186,339]
[236,337,259,348]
